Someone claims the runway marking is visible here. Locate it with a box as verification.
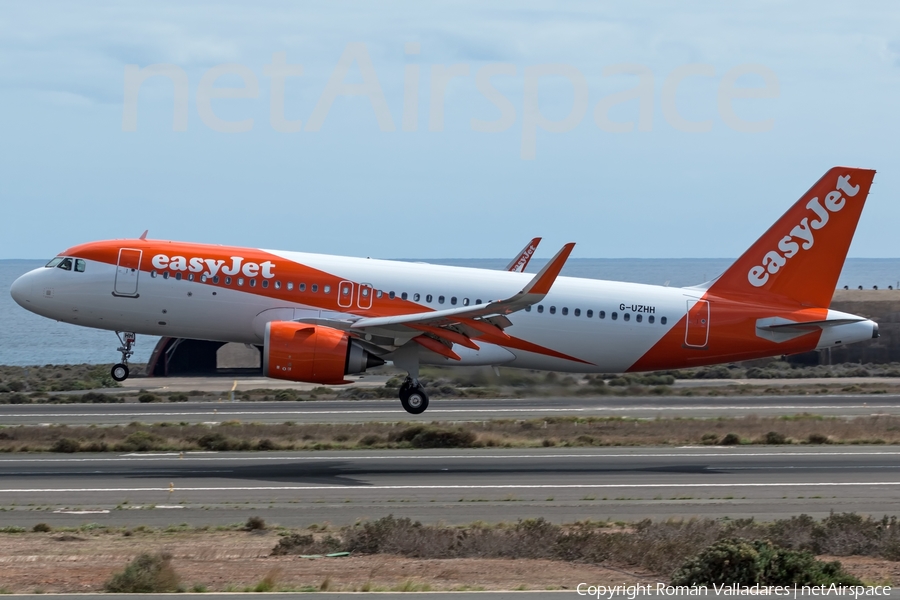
[3,405,900,418]
[3,482,900,493]
[52,509,109,514]
[0,451,898,464]
[1,450,900,463]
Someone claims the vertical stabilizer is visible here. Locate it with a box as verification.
[709,167,875,307]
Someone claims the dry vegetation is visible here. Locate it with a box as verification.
[0,513,897,592]
[4,360,900,405]
[2,414,900,453]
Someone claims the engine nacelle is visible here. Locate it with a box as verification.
[263,322,384,384]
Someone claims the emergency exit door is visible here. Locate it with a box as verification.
[684,299,709,348]
[114,248,142,297]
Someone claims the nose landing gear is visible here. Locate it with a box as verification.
[111,332,136,382]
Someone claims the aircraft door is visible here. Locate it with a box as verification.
[338,281,354,308]
[114,248,142,297]
[358,283,374,309]
[684,299,710,348]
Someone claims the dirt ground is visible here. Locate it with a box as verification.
[0,531,895,593]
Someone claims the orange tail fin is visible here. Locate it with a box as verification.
[709,166,875,308]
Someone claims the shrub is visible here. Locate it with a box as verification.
[120,431,162,452]
[245,516,266,531]
[32,523,51,532]
[720,433,741,445]
[8,393,28,404]
[807,433,830,444]
[700,433,719,445]
[105,552,180,593]
[255,438,276,451]
[168,393,189,402]
[763,431,787,445]
[138,393,158,403]
[671,538,862,586]
[388,426,475,448]
[359,434,382,446]
[197,432,232,451]
[81,391,119,403]
[51,438,81,453]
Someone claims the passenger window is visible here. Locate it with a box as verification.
[624,313,630,321]
[249,279,256,287]
[537,305,544,313]
[361,288,369,297]
[237,277,244,286]
[574,308,580,317]
[476,299,482,304]
[213,276,220,284]
[299,283,306,292]
[151,271,157,278]
[463,298,469,306]
[287,282,294,290]
[324,285,330,294]
[636,314,642,322]
[75,259,86,273]
[311,284,318,293]
[549,306,556,314]
[587,310,593,318]
[200,275,207,283]
[274,281,280,289]
[188,273,194,281]
[611,312,618,320]
[649,315,655,324]
[45,257,64,268]
[224,276,230,284]
[562,307,568,316]
[661,316,667,325]
[599,310,605,319]
[401,292,408,300]
[451,297,457,305]
[438,295,445,304]
[426,294,433,302]
[525,305,532,312]
[389,291,396,299]
[58,258,73,271]
[175,272,182,281]
[414,293,420,301]
[376,290,383,298]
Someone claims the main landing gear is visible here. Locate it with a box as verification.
[111,331,136,382]
[399,377,429,414]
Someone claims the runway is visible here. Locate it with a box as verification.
[1,446,898,528]
[3,394,900,426]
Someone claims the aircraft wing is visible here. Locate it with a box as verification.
[505,237,541,272]
[350,242,574,335]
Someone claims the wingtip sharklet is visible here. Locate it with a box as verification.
[522,242,575,296]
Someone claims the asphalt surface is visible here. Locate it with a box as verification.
[3,395,900,426]
[1,446,898,528]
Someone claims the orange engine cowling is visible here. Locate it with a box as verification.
[264,322,384,384]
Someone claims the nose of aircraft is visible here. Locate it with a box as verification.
[10,272,33,308]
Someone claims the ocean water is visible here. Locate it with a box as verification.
[1,257,898,367]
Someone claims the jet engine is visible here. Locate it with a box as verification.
[263,321,384,384]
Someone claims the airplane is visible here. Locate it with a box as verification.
[10,167,878,414]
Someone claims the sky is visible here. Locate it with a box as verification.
[1,1,899,260]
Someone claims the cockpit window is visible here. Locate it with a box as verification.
[75,259,86,273]
[45,257,63,268]
[57,257,73,271]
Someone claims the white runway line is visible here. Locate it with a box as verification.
[4,481,900,493]
[2,450,900,464]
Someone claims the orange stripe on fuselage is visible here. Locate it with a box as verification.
[65,239,594,366]
[627,293,826,372]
